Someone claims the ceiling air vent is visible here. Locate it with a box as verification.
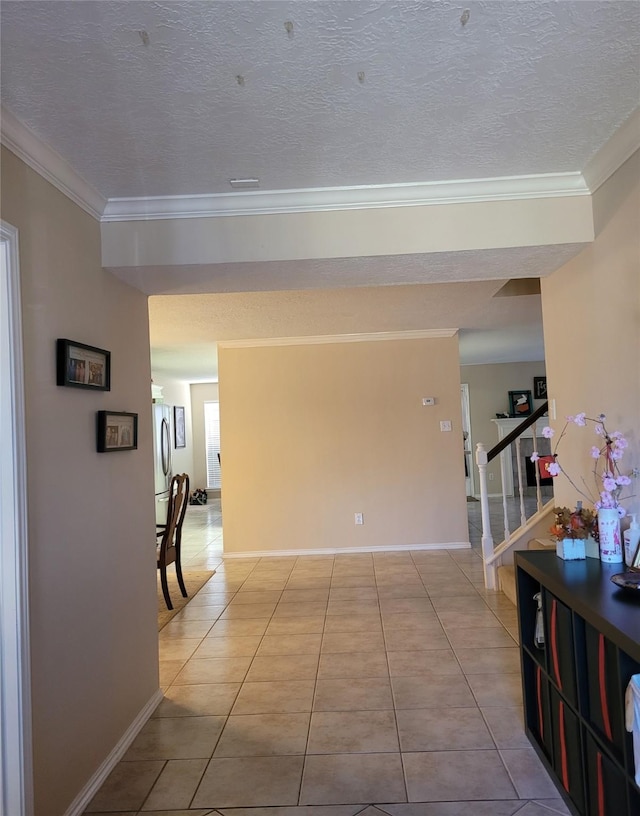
[229,178,260,190]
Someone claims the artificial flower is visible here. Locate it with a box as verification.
[531,412,636,516]
[549,505,597,540]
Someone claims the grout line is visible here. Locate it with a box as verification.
[298,552,336,803]
[137,758,167,812]
[376,558,408,804]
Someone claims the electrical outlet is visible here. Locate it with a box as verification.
[354,513,364,525]
[440,420,452,432]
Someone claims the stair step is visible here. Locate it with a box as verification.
[528,537,556,550]
[497,564,517,606]
[499,539,556,606]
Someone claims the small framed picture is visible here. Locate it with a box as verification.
[97,411,138,452]
[174,406,186,449]
[508,390,533,417]
[57,339,111,391]
[534,376,548,399]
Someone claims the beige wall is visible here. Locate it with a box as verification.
[190,382,220,490]
[1,148,158,816]
[102,193,594,268]
[151,375,195,479]
[460,361,547,493]
[542,149,640,519]
[219,337,468,554]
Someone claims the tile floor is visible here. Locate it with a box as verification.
[85,500,570,816]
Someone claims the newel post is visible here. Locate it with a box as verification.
[476,442,497,589]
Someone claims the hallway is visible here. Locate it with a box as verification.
[85,502,569,815]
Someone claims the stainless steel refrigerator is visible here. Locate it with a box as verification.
[152,403,172,524]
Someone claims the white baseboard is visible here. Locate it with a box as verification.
[223,542,471,558]
[62,688,163,816]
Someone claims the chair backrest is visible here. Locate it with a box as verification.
[158,473,189,567]
[173,472,190,548]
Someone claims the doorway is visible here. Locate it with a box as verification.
[0,221,33,816]
[461,383,474,497]
[204,400,222,496]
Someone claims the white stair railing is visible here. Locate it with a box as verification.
[476,442,496,589]
[475,402,553,590]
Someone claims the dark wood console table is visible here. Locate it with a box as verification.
[515,550,640,816]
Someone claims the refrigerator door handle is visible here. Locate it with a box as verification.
[161,417,170,476]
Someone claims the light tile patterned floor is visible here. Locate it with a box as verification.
[85,501,570,816]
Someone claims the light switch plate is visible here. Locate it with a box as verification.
[422,397,435,406]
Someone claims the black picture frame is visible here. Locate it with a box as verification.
[57,339,111,391]
[534,376,548,400]
[508,390,533,417]
[96,411,138,452]
[174,406,186,448]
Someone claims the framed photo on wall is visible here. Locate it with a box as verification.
[57,339,111,391]
[174,406,186,448]
[534,376,548,399]
[96,411,138,452]
[508,390,532,417]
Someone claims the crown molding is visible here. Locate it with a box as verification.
[0,107,106,220]
[101,172,589,222]
[582,107,640,193]
[4,99,636,224]
[219,329,458,350]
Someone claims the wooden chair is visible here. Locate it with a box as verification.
[157,473,190,610]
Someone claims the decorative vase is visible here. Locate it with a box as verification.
[585,535,600,559]
[598,508,623,563]
[556,538,586,560]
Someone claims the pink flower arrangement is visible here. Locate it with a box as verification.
[531,413,637,518]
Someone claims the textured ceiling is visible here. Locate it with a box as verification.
[110,243,586,295]
[2,1,639,198]
[2,1,638,378]
[148,279,547,380]
[141,244,584,379]
[150,280,514,345]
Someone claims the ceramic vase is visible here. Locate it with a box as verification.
[598,508,623,563]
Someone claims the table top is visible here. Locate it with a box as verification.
[515,550,640,661]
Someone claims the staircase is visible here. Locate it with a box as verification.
[475,401,555,597]
[497,537,556,605]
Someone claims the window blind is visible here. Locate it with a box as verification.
[204,401,221,489]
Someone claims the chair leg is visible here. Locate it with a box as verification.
[175,559,188,598]
[160,567,173,610]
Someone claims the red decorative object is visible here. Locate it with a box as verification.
[537,455,556,478]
